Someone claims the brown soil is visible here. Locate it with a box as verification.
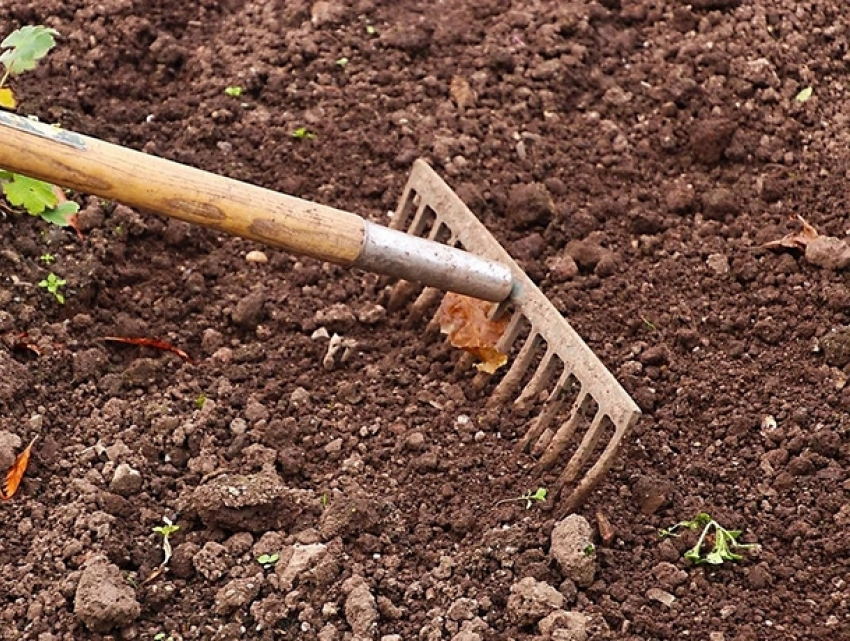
[1,1,849,640]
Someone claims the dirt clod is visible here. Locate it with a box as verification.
[74,555,141,632]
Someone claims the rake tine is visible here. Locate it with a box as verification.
[519,369,572,453]
[552,410,607,492]
[533,391,589,472]
[472,310,524,390]
[556,419,633,516]
[514,349,558,408]
[486,332,542,408]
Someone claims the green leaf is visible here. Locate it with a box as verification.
[40,200,79,226]
[0,26,59,76]
[795,86,813,102]
[224,85,243,97]
[1,173,58,214]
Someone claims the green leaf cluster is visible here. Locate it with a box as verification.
[660,512,759,565]
[0,170,79,225]
[38,272,66,304]
[1,25,58,77]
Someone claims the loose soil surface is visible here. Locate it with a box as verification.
[1,1,849,640]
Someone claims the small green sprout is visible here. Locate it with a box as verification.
[583,543,596,557]
[38,272,66,304]
[152,517,180,567]
[224,85,243,97]
[365,24,377,35]
[154,633,174,641]
[39,253,55,264]
[795,86,813,103]
[257,552,280,569]
[194,393,206,410]
[641,317,657,331]
[335,57,349,68]
[290,127,316,141]
[660,512,759,565]
[495,487,548,509]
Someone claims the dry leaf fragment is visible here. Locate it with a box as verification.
[763,215,819,251]
[1,436,37,500]
[103,336,193,362]
[436,292,508,374]
[450,75,476,109]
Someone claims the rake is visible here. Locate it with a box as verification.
[0,111,640,513]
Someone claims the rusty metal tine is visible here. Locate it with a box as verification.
[534,391,589,471]
[553,410,607,490]
[472,310,525,390]
[486,332,542,408]
[519,368,572,452]
[514,348,557,408]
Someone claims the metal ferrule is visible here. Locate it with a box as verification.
[354,221,514,302]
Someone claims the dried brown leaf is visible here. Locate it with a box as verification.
[1,436,38,501]
[436,292,508,374]
[103,336,193,362]
[763,215,819,251]
[450,75,476,109]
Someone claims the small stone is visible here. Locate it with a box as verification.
[821,327,850,368]
[315,304,357,333]
[109,463,143,497]
[805,236,850,271]
[665,182,696,214]
[345,582,378,637]
[507,577,566,626]
[631,474,674,514]
[646,587,676,607]
[232,290,267,329]
[214,576,263,615]
[565,239,605,272]
[356,303,386,325]
[506,183,556,229]
[245,250,268,263]
[652,561,688,589]
[290,387,311,406]
[539,610,588,641]
[447,598,479,622]
[550,515,596,587]
[703,188,740,220]
[311,1,349,27]
[690,118,736,165]
[707,253,730,275]
[74,555,141,632]
[193,542,230,582]
[547,254,579,282]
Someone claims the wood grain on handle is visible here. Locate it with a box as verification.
[0,112,365,264]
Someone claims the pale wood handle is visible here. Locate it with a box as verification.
[0,112,365,264]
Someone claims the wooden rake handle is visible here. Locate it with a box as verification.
[0,112,513,301]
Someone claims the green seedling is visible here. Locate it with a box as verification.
[224,85,243,97]
[660,512,759,565]
[0,26,80,227]
[38,272,66,304]
[583,543,596,557]
[194,393,206,410]
[154,633,175,641]
[335,57,349,68]
[795,86,813,103]
[39,253,55,264]
[152,518,180,567]
[365,24,377,35]
[641,317,657,332]
[495,487,548,510]
[257,552,280,569]
[321,493,329,509]
[291,127,316,141]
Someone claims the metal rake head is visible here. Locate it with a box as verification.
[386,160,641,514]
